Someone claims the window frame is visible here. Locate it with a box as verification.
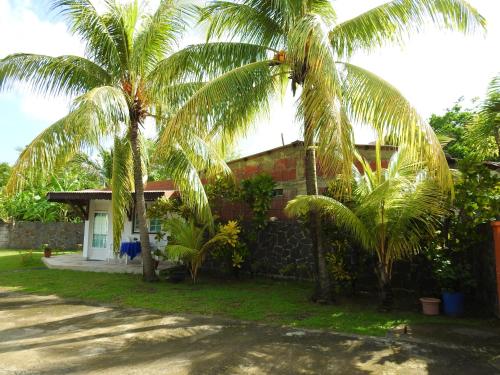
[132,202,162,234]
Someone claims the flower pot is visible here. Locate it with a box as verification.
[442,292,464,317]
[44,249,52,258]
[419,297,441,316]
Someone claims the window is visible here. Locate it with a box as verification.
[272,188,284,197]
[149,218,162,233]
[132,203,162,234]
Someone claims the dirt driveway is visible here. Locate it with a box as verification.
[0,291,497,374]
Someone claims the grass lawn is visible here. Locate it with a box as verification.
[0,249,495,337]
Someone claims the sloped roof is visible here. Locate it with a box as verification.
[47,180,177,203]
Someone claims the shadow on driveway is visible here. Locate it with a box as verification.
[0,291,496,374]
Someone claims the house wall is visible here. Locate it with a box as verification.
[214,142,395,221]
[83,199,167,260]
[0,221,84,250]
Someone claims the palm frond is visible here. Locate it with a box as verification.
[385,178,449,259]
[50,0,122,75]
[158,60,277,146]
[285,195,373,249]
[111,135,133,252]
[6,86,126,193]
[131,0,184,76]
[156,147,212,228]
[148,42,273,86]
[467,74,500,158]
[198,1,285,48]
[330,0,486,58]
[338,62,452,190]
[148,81,206,118]
[101,1,140,74]
[165,244,199,262]
[0,54,111,97]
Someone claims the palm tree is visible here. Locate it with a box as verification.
[468,75,500,159]
[163,218,240,282]
[158,0,484,301]
[0,0,229,281]
[286,143,449,309]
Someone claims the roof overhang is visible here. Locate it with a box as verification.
[47,190,177,203]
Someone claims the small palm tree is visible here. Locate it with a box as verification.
[159,0,484,301]
[0,0,228,281]
[286,143,449,309]
[468,75,500,159]
[163,218,240,282]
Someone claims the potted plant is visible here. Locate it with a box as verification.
[42,243,52,258]
[433,254,475,317]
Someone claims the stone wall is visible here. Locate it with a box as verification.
[205,221,316,280]
[250,221,315,279]
[0,221,84,250]
[204,220,499,316]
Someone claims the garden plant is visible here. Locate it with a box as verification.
[286,142,449,310]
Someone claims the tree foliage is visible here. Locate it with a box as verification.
[163,218,240,282]
[429,96,498,161]
[286,145,449,308]
[161,0,484,301]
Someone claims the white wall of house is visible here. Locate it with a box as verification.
[82,199,167,261]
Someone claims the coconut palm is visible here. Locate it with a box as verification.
[286,143,449,309]
[158,0,484,301]
[468,75,500,159]
[0,0,230,281]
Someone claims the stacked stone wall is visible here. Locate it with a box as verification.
[0,221,84,250]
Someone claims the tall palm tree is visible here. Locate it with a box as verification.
[468,75,500,158]
[158,0,484,301]
[285,143,450,309]
[0,0,229,281]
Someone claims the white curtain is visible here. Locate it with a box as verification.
[92,213,108,248]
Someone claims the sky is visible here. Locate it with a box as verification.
[0,0,499,164]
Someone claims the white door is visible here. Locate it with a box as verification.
[89,212,109,260]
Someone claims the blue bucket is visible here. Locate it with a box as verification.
[442,292,464,317]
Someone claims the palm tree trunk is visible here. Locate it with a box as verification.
[304,137,332,303]
[375,261,393,311]
[130,118,157,282]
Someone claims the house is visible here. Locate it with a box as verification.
[47,141,394,261]
[219,141,395,220]
[47,181,176,261]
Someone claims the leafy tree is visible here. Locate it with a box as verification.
[428,161,499,292]
[428,99,478,159]
[0,161,102,222]
[286,144,449,309]
[160,0,484,302]
[0,1,228,281]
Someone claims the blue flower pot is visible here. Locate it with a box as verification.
[442,292,464,317]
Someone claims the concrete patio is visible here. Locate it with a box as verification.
[42,252,144,274]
